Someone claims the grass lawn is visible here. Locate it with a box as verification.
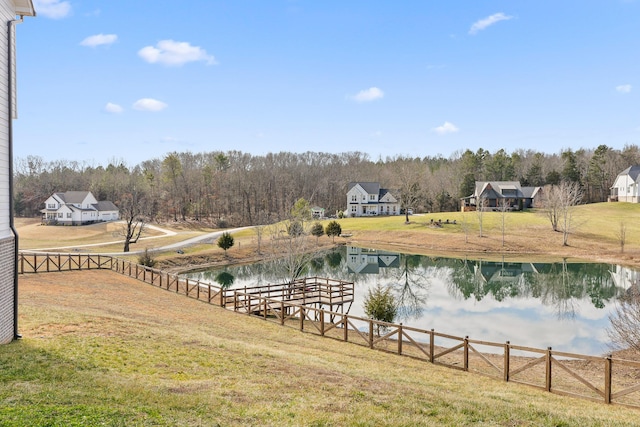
[3,270,638,426]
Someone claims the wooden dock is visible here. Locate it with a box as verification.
[229,276,354,318]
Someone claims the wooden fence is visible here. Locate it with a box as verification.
[17,252,640,409]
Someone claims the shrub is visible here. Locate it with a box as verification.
[363,284,398,336]
[310,222,324,243]
[217,232,234,255]
[137,248,156,268]
[325,220,342,242]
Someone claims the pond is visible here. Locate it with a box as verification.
[182,246,640,356]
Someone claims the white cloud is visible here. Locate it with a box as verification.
[80,34,117,48]
[33,0,71,19]
[138,40,216,67]
[132,98,168,112]
[103,103,123,114]
[469,13,513,35]
[371,131,382,137]
[432,121,459,135]
[616,84,632,93]
[350,87,384,103]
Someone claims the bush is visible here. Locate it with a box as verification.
[287,221,304,237]
[310,222,324,243]
[363,284,398,335]
[325,220,342,242]
[217,232,235,254]
[137,248,156,268]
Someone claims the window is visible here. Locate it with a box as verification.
[66,213,71,218]
[58,213,63,218]
[369,194,376,201]
[351,206,357,212]
[351,195,357,202]
[48,203,56,209]
[362,196,366,201]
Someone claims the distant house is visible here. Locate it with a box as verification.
[41,191,120,225]
[610,166,640,202]
[346,182,400,217]
[311,206,325,219]
[461,181,543,212]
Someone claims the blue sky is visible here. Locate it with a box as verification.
[13,0,640,166]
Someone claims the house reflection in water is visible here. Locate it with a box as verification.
[346,246,400,274]
[472,260,540,285]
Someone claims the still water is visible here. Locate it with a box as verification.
[182,246,640,356]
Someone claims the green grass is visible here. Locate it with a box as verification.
[3,270,638,426]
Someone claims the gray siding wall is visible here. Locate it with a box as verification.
[0,0,16,344]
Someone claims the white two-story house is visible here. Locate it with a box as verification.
[610,165,640,202]
[41,191,120,225]
[346,182,400,217]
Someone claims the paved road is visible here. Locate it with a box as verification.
[21,223,252,256]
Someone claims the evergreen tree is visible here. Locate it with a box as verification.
[325,220,342,243]
[217,232,234,255]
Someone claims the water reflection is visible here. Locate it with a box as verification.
[183,246,639,354]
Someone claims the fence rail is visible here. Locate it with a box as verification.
[17,252,640,409]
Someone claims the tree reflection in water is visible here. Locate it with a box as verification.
[184,246,628,321]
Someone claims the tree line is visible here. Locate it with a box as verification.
[13,144,640,226]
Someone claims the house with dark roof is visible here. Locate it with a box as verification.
[346,182,400,217]
[610,165,640,202]
[460,181,543,212]
[41,191,120,225]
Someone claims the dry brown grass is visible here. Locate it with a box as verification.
[8,269,639,426]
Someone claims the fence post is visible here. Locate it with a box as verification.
[233,292,238,312]
[280,301,285,325]
[463,336,469,371]
[320,310,325,337]
[263,298,268,319]
[369,320,374,349]
[429,329,435,363]
[504,341,510,382]
[343,315,348,342]
[545,347,552,392]
[605,354,612,404]
[398,323,403,355]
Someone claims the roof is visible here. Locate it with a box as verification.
[348,182,381,195]
[14,0,36,16]
[55,191,92,204]
[617,165,640,182]
[472,181,541,199]
[93,201,119,212]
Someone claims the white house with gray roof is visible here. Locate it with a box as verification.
[610,166,640,202]
[346,182,400,217]
[41,191,119,225]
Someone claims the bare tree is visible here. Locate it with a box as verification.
[267,221,315,284]
[541,181,583,246]
[608,288,640,352]
[476,195,487,238]
[499,198,510,247]
[618,221,627,253]
[117,188,147,253]
[460,210,471,243]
